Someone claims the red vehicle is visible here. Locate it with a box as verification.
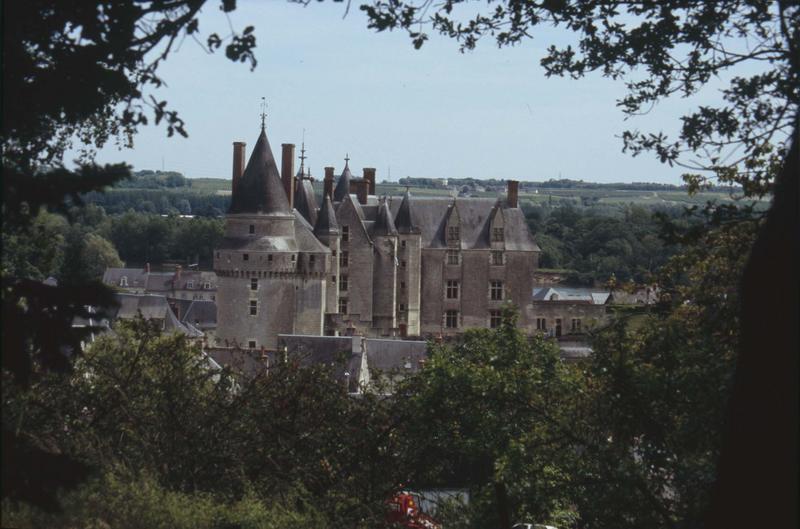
[387,492,442,529]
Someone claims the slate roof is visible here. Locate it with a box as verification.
[294,211,334,254]
[532,287,610,305]
[102,267,148,289]
[294,178,318,227]
[371,201,398,237]
[384,197,540,251]
[394,192,417,234]
[112,293,202,337]
[314,194,339,235]
[333,161,353,202]
[229,127,292,215]
[206,348,269,378]
[364,338,428,374]
[181,300,218,329]
[277,335,363,392]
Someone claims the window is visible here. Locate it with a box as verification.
[339,274,348,291]
[536,318,547,330]
[249,224,255,234]
[342,226,349,242]
[447,226,460,241]
[401,260,407,268]
[268,254,273,263]
[249,300,258,316]
[399,303,406,312]
[291,254,296,262]
[446,280,460,299]
[491,251,504,265]
[555,318,562,337]
[187,281,194,289]
[339,298,348,314]
[400,281,406,290]
[490,281,504,301]
[331,275,336,283]
[492,227,504,242]
[340,251,349,267]
[250,278,258,291]
[204,282,211,289]
[447,250,460,265]
[445,310,459,329]
[572,318,582,332]
[309,255,315,264]
[119,276,128,287]
[401,240,407,249]
[248,340,256,349]
[490,310,502,328]
[243,253,249,261]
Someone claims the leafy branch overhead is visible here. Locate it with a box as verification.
[361,0,798,194]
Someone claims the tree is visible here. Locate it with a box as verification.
[359,1,798,526]
[2,0,258,509]
[395,309,580,529]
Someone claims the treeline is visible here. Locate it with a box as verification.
[397,176,739,192]
[82,189,229,216]
[116,170,191,189]
[526,203,686,284]
[2,205,224,283]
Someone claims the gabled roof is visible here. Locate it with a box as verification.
[394,191,418,234]
[333,161,352,202]
[229,127,291,215]
[388,197,540,251]
[294,178,318,226]
[372,200,398,237]
[314,194,339,236]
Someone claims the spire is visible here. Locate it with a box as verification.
[333,155,353,202]
[395,190,416,234]
[314,194,339,236]
[373,199,398,236]
[294,175,318,226]
[228,126,291,215]
[297,141,307,177]
[260,97,267,130]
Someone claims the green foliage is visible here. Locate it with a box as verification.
[2,470,325,529]
[395,308,581,528]
[527,204,684,284]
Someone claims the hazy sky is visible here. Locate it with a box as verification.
[72,1,735,184]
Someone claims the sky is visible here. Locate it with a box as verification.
[71,1,736,184]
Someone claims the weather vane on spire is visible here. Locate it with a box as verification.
[260,97,267,129]
[344,153,350,165]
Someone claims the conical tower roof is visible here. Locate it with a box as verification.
[314,194,339,236]
[229,127,291,215]
[395,190,416,233]
[294,177,318,227]
[373,200,398,236]
[333,159,352,202]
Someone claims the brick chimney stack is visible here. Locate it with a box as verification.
[232,142,246,193]
[507,180,519,208]
[281,143,295,208]
[356,180,369,205]
[324,167,335,199]
[363,168,376,195]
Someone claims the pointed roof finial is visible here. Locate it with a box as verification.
[299,138,307,177]
[344,153,350,166]
[260,97,267,130]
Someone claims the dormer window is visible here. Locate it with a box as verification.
[447,226,460,241]
[243,253,249,261]
[119,276,128,287]
[249,224,255,234]
[492,227,504,242]
[268,254,273,263]
[491,251,504,266]
[187,281,194,289]
[342,226,350,242]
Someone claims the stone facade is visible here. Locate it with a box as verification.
[214,123,559,351]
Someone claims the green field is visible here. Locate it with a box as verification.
[184,177,753,207]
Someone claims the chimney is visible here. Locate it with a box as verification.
[281,143,295,208]
[363,168,376,194]
[507,179,519,208]
[232,141,246,192]
[175,265,182,284]
[356,179,368,205]
[324,167,335,199]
